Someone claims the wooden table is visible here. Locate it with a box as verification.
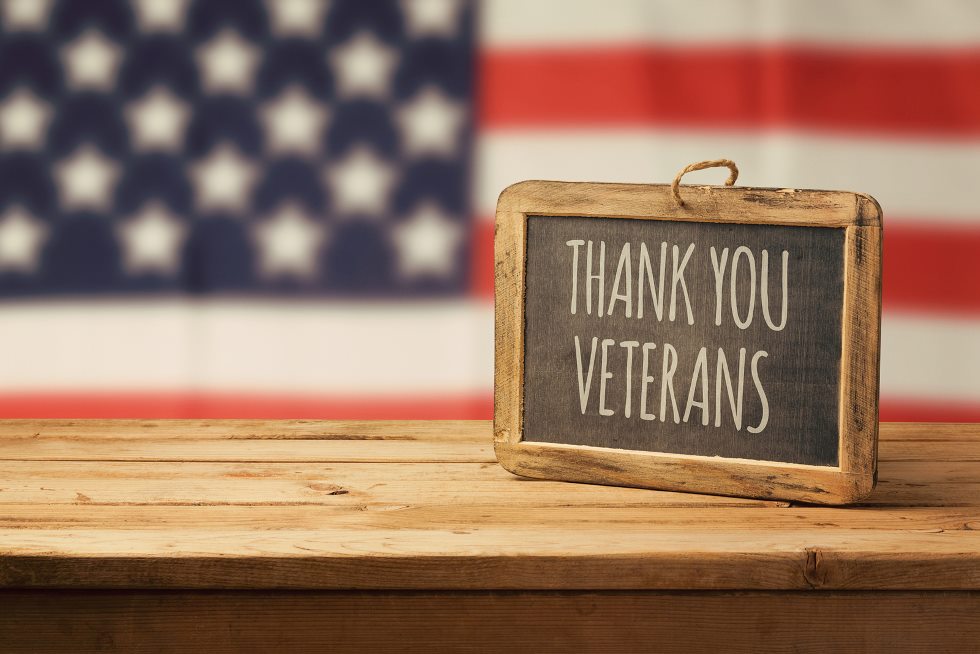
[0,420,978,652]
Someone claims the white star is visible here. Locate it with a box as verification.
[260,85,329,157]
[252,203,327,281]
[0,88,52,150]
[329,31,398,99]
[191,144,259,213]
[265,0,329,38]
[116,202,188,277]
[132,0,190,32]
[196,30,261,95]
[125,86,190,152]
[324,147,397,217]
[55,145,120,211]
[0,0,53,31]
[61,30,123,91]
[396,86,465,157]
[392,202,462,280]
[400,0,463,37]
[0,205,48,273]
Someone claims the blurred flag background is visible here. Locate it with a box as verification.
[0,0,976,421]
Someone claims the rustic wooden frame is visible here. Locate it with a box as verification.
[493,180,882,504]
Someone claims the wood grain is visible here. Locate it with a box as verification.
[0,420,978,592]
[1,419,979,651]
[0,418,968,442]
[0,432,971,462]
[493,208,526,448]
[0,438,495,462]
[838,223,882,484]
[877,422,980,441]
[0,419,489,441]
[496,180,882,228]
[0,460,780,507]
[2,504,977,531]
[1,590,977,654]
[2,529,979,590]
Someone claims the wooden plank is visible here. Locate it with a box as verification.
[0,461,782,507]
[0,419,490,441]
[838,224,881,479]
[0,439,496,463]
[1,527,979,589]
[497,440,872,505]
[0,458,978,507]
[859,482,980,507]
[878,440,980,462]
[0,433,975,464]
[495,180,879,228]
[1,504,977,532]
[0,420,974,443]
[0,419,977,595]
[493,209,526,450]
[879,422,980,442]
[1,590,978,654]
[879,460,980,483]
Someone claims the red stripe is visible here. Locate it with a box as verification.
[880,399,980,423]
[469,215,495,298]
[0,393,493,419]
[479,46,980,135]
[474,220,980,314]
[883,224,980,315]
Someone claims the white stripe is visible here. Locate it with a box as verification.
[0,300,493,394]
[483,0,980,48]
[0,300,975,408]
[477,130,980,223]
[881,312,980,404]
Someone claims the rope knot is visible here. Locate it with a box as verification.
[671,159,739,206]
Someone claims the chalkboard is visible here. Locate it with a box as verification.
[523,216,843,466]
[493,180,882,504]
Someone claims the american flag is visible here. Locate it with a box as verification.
[0,0,977,422]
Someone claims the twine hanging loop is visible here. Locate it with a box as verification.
[671,159,739,206]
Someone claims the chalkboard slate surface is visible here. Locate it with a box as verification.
[522,216,844,466]
[493,178,882,504]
